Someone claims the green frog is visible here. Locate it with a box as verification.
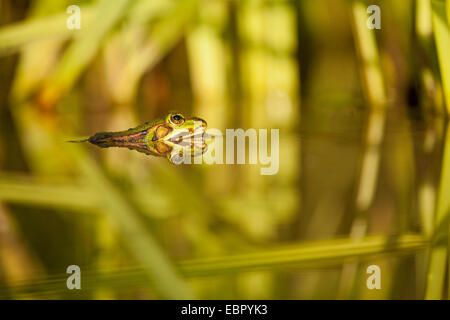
[75,112,208,164]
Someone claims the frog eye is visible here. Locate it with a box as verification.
[169,113,185,126]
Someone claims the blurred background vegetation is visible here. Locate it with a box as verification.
[0,0,449,299]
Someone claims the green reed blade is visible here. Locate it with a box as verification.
[425,126,450,299]
[432,0,450,114]
[0,234,427,298]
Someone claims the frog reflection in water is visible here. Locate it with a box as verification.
[79,112,208,164]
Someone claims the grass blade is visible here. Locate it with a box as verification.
[432,0,450,113]
[39,0,131,106]
[0,5,96,55]
[425,126,450,299]
[0,234,428,298]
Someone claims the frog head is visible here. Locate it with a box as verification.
[146,112,208,164]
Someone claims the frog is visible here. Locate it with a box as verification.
[75,112,208,164]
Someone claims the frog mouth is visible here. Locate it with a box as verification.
[166,123,209,164]
[168,128,206,146]
[163,120,207,150]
